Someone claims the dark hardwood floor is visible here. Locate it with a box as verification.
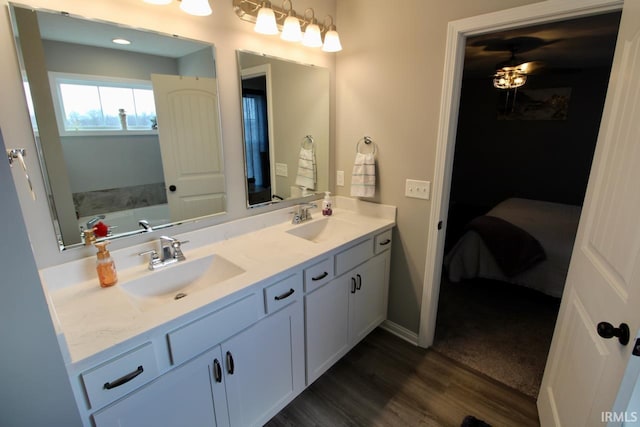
[267,328,540,427]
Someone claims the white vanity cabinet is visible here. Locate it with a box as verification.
[92,348,223,427]
[87,275,304,427]
[305,230,392,384]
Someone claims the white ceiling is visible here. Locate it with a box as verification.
[35,9,208,58]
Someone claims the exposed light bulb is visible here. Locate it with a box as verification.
[255,3,278,35]
[180,0,212,16]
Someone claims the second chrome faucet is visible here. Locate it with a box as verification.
[138,235,188,270]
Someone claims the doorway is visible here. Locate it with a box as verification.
[430,13,620,397]
[417,0,624,386]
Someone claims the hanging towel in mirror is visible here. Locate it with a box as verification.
[350,152,376,197]
[295,146,316,190]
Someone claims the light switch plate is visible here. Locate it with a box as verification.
[405,179,430,200]
[337,170,345,186]
[275,163,288,177]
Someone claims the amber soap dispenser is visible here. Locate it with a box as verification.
[95,241,118,287]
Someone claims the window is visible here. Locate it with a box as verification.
[50,72,157,134]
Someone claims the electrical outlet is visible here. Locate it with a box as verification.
[337,170,345,186]
[405,179,430,200]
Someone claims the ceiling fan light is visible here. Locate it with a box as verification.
[179,0,212,16]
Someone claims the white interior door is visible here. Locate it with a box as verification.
[537,1,640,425]
[151,74,225,222]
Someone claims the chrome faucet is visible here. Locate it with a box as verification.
[138,235,188,270]
[291,203,317,224]
[138,219,153,232]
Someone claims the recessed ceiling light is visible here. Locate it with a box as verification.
[112,38,131,45]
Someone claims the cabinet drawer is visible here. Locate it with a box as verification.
[167,293,259,365]
[82,342,158,410]
[264,273,302,314]
[303,258,333,292]
[335,238,373,276]
[374,229,392,254]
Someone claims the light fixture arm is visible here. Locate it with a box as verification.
[233,0,335,38]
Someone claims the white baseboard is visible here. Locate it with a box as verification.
[380,320,419,346]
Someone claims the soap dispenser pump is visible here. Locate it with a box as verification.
[95,241,118,287]
[322,191,333,216]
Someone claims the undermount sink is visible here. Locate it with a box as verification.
[286,217,358,243]
[119,254,245,311]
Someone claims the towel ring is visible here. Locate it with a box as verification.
[301,135,314,149]
[356,136,377,155]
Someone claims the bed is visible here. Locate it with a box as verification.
[444,198,581,298]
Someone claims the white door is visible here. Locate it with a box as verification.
[537,1,640,425]
[151,74,225,222]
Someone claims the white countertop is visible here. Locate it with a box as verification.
[40,197,396,365]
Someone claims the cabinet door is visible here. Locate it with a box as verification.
[305,275,350,384]
[349,251,389,345]
[93,348,225,427]
[223,301,304,427]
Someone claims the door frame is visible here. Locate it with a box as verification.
[417,0,624,348]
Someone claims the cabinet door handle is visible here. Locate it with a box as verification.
[274,288,295,301]
[226,351,235,375]
[311,271,328,281]
[351,277,357,294]
[356,274,362,290]
[213,359,222,383]
[379,239,391,246]
[103,365,144,390]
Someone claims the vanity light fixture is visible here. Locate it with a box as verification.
[233,0,342,52]
[321,16,342,52]
[143,0,212,16]
[254,1,279,35]
[301,9,322,48]
[280,1,302,42]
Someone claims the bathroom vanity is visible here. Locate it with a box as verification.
[40,197,395,427]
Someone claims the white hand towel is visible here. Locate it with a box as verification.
[295,146,316,190]
[350,152,376,197]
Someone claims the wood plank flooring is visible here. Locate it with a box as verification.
[267,328,540,427]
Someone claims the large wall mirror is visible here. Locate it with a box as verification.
[237,50,329,207]
[9,4,226,250]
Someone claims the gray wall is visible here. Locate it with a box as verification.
[0,130,81,426]
[335,0,543,334]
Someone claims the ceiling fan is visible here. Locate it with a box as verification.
[471,36,558,90]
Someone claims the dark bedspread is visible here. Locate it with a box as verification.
[464,215,546,277]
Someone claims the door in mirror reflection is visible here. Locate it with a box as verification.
[152,74,225,221]
[241,65,274,205]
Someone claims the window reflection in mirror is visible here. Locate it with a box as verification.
[237,51,329,208]
[9,4,226,250]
